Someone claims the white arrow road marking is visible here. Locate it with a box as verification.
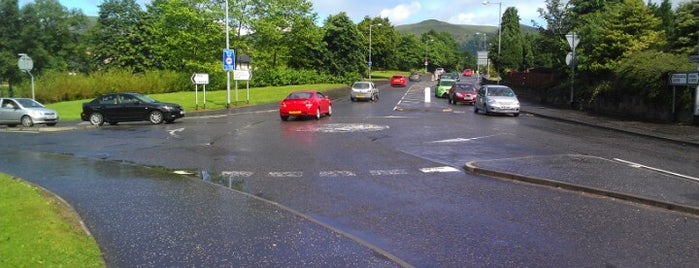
[613,158,699,182]
[168,127,185,138]
[420,166,460,173]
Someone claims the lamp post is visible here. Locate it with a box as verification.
[482,1,502,56]
[369,23,382,81]
[424,39,433,73]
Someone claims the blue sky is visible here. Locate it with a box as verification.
[22,0,688,27]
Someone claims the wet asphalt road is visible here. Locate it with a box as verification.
[1,78,698,267]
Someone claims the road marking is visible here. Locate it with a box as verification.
[613,158,699,182]
[429,134,500,143]
[420,166,460,173]
[320,171,357,177]
[370,169,409,176]
[168,127,185,138]
[293,123,389,133]
[221,171,254,177]
[268,171,304,178]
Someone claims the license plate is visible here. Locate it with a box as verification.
[289,111,302,115]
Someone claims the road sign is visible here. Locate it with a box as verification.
[565,52,577,67]
[690,55,699,63]
[191,73,209,85]
[223,49,235,71]
[670,73,687,86]
[566,32,580,51]
[367,61,372,67]
[17,54,33,71]
[477,51,488,66]
[687,72,699,85]
[233,70,251,81]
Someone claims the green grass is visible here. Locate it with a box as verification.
[0,173,104,267]
[46,83,348,121]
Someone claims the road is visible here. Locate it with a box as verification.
[1,78,698,267]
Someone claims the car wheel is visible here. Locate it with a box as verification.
[350,97,355,102]
[370,94,376,102]
[149,110,164,124]
[281,116,289,121]
[474,106,479,114]
[47,123,56,126]
[513,113,520,117]
[327,105,332,116]
[21,116,34,127]
[89,112,104,126]
[315,108,321,120]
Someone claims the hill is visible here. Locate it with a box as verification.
[396,19,537,52]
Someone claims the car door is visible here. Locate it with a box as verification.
[476,86,487,109]
[316,92,329,113]
[0,99,22,124]
[93,94,121,120]
[117,94,147,121]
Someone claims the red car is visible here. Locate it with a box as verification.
[390,74,407,87]
[447,83,478,105]
[462,69,474,77]
[279,90,332,121]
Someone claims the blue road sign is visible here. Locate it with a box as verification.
[223,49,235,71]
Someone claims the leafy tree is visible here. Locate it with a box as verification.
[286,15,326,71]
[578,0,665,74]
[92,0,147,71]
[358,17,400,70]
[26,0,88,71]
[0,0,21,96]
[534,0,571,70]
[648,0,674,51]
[394,33,424,71]
[498,7,524,72]
[321,12,365,78]
[672,1,699,56]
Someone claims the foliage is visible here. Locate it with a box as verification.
[0,174,104,267]
[672,1,699,56]
[321,12,366,77]
[498,7,524,72]
[614,50,695,103]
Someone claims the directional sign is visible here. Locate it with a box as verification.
[565,52,577,67]
[670,72,687,86]
[687,72,699,85]
[223,49,235,71]
[689,55,699,63]
[566,32,580,51]
[233,70,251,81]
[191,73,209,85]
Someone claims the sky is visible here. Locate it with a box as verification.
[23,0,689,27]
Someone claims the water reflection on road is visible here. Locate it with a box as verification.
[0,150,403,267]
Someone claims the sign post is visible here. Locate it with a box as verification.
[223,49,235,109]
[191,73,209,110]
[17,53,35,99]
[565,32,580,107]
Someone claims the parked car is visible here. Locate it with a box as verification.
[474,85,520,117]
[447,83,477,105]
[0,98,59,127]
[462,69,474,77]
[350,81,379,102]
[434,78,456,98]
[279,90,332,121]
[390,74,407,87]
[81,92,185,126]
[409,72,421,82]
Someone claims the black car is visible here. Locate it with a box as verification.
[81,93,185,126]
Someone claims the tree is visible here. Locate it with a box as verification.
[286,15,326,71]
[672,1,699,56]
[498,7,524,72]
[0,0,21,96]
[358,17,400,70]
[394,33,423,71]
[534,0,571,70]
[92,0,147,71]
[321,12,365,78]
[578,0,665,74]
[648,0,674,52]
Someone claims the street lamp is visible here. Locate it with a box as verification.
[424,39,433,73]
[369,23,382,81]
[482,1,502,56]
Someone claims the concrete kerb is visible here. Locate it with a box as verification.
[464,161,699,216]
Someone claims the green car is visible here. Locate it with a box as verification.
[434,78,456,98]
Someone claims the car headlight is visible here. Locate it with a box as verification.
[161,105,173,111]
[486,98,497,104]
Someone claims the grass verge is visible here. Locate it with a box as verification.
[0,173,104,267]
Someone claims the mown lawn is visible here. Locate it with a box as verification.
[0,173,104,267]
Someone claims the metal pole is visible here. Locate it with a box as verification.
[570,34,576,107]
[225,0,231,109]
[497,2,501,56]
[369,24,372,81]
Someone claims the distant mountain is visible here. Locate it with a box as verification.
[396,19,537,52]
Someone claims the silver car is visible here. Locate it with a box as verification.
[0,98,59,127]
[350,81,379,102]
[474,85,520,117]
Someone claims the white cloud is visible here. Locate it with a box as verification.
[379,2,422,24]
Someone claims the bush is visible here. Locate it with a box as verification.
[614,50,695,104]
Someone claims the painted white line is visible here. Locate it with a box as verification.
[429,134,500,143]
[173,170,194,175]
[268,171,304,178]
[168,127,185,138]
[320,171,356,177]
[613,158,699,182]
[370,169,409,176]
[420,166,460,173]
[221,171,254,177]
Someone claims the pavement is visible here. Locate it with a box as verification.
[465,99,699,216]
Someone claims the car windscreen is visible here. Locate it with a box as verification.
[440,80,456,86]
[287,92,312,99]
[353,83,371,89]
[16,98,44,108]
[488,87,515,96]
[135,94,158,103]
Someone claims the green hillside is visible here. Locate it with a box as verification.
[396,19,537,52]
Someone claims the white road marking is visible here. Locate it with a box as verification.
[320,171,357,177]
[168,127,185,138]
[613,158,699,182]
[370,169,409,176]
[420,166,460,173]
[429,134,500,143]
[221,171,254,177]
[293,123,389,133]
[173,170,195,175]
[268,171,304,178]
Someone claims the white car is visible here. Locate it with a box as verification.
[474,85,520,117]
[0,98,59,127]
[350,81,379,102]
